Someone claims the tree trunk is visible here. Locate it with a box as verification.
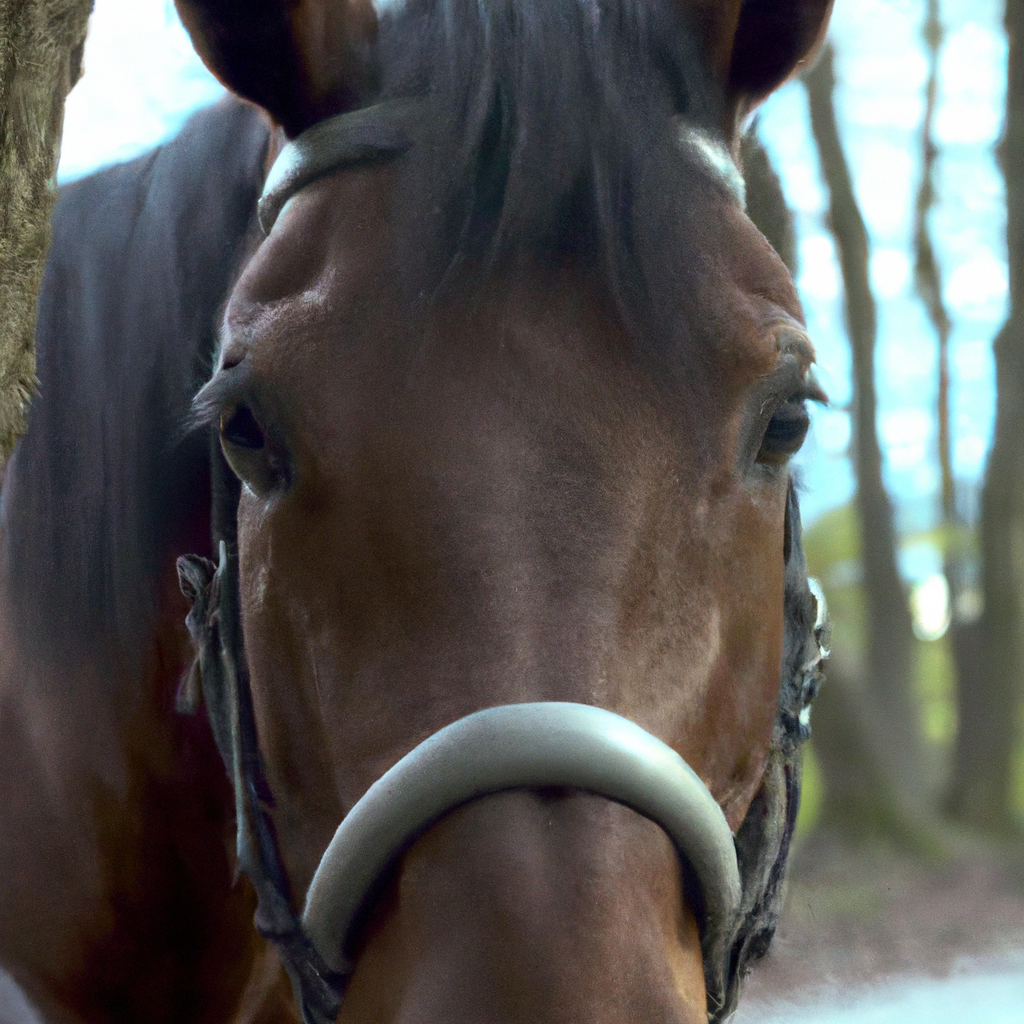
[803,45,928,832]
[0,0,93,459]
[914,0,955,527]
[742,129,798,276]
[946,0,1024,836]
[912,0,985,815]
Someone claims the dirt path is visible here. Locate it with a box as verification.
[733,833,1024,1020]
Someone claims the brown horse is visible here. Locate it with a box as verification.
[0,0,830,1021]
[0,100,293,1023]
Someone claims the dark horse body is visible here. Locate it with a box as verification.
[0,101,292,1022]
[0,0,830,1021]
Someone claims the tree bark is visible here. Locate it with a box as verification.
[0,0,93,459]
[914,0,955,527]
[803,45,928,829]
[946,0,1024,835]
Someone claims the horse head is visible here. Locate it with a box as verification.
[176,0,832,1020]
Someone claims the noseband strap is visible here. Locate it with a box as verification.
[304,702,741,978]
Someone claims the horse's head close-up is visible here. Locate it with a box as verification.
[175,1,832,1021]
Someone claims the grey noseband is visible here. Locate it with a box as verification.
[304,702,741,977]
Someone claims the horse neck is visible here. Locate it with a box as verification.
[0,484,285,1023]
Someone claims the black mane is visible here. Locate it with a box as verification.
[1,98,268,679]
[375,0,729,333]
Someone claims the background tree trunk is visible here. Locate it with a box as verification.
[911,0,987,827]
[914,0,955,528]
[803,45,930,838]
[946,0,1024,836]
[742,130,798,276]
[0,0,93,459]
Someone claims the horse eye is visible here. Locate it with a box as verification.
[220,405,265,450]
[757,400,810,467]
[218,405,287,495]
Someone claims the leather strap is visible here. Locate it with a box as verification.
[258,98,425,233]
[178,545,344,1024]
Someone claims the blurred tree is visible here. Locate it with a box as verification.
[742,130,798,276]
[802,44,932,841]
[0,0,93,459]
[913,0,954,529]
[911,0,985,822]
[946,0,1024,836]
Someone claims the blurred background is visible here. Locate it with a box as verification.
[57,0,1024,1018]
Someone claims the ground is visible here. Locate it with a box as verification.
[735,831,1024,1018]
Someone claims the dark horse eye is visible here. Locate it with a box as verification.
[757,400,810,467]
[218,405,286,495]
[220,405,265,450]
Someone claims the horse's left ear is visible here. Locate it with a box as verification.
[174,0,378,137]
[684,0,834,132]
[727,0,834,117]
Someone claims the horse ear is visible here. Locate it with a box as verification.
[174,0,378,137]
[727,0,834,112]
[682,0,834,130]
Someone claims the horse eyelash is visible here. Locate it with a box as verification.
[758,383,819,419]
[189,372,252,433]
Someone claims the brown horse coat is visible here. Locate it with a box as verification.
[0,100,297,1023]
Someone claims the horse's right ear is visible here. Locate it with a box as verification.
[174,0,378,137]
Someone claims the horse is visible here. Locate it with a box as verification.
[0,0,830,1021]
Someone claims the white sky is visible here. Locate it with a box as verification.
[58,0,223,182]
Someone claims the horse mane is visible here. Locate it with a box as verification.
[0,97,268,682]
[376,0,727,339]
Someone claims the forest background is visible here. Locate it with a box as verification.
[760,0,1024,848]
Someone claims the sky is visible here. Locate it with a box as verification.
[57,0,223,182]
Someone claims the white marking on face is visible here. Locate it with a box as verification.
[677,124,746,208]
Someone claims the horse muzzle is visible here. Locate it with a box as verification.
[179,542,806,1024]
[303,701,742,986]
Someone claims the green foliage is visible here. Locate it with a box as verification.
[1015,743,1024,816]
[917,635,955,745]
[795,742,823,837]
[800,502,1024,820]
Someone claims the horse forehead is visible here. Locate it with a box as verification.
[224,163,797,383]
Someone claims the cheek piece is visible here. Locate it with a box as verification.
[179,101,827,1024]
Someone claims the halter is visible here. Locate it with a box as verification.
[179,99,826,1024]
